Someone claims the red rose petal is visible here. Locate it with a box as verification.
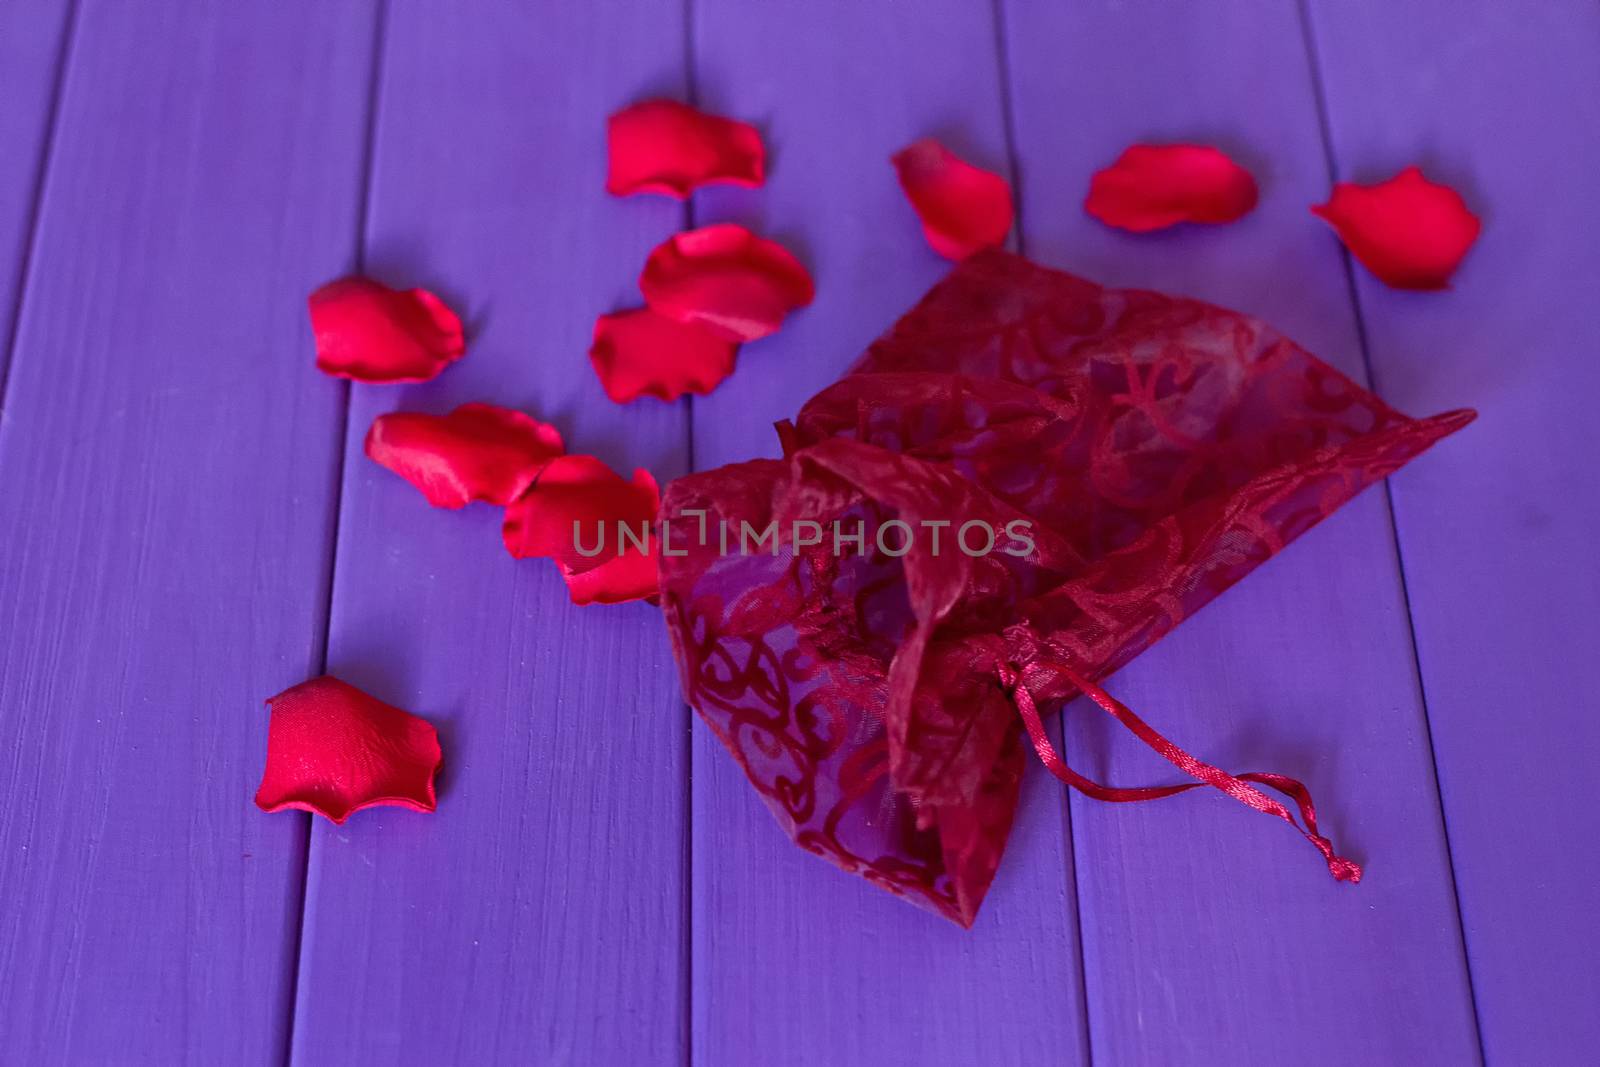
[562,549,660,606]
[1084,144,1259,233]
[589,307,740,404]
[310,276,465,383]
[254,676,442,824]
[1312,166,1481,290]
[891,138,1014,260]
[365,403,564,508]
[606,98,765,199]
[638,224,814,343]
[502,454,661,605]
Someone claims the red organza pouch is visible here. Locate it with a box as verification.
[658,251,1472,926]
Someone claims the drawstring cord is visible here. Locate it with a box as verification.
[998,659,1361,883]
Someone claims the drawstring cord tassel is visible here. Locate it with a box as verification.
[999,660,1361,884]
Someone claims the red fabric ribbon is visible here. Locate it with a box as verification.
[1000,657,1362,884]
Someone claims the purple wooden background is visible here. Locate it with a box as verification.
[1,1,1595,1064]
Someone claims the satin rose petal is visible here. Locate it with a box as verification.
[310,276,465,383]
[1312,166,1481,290]
[365,403,565,508]
[562,548,661,606]
[1085,144,1259,232]
[254,676,442,824]
[638,224,814,342]
[590,307,740,403]
[606,98,765,198]
[503,454,661,605]
[891,138,1014,260]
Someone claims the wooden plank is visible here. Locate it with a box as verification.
[0,3,376,1062]
[285,4,690,1063]
[1305,2,1600,1060]
[999,1,1480,1061]
[688,3,1089,1064]
[0,0,72,392]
